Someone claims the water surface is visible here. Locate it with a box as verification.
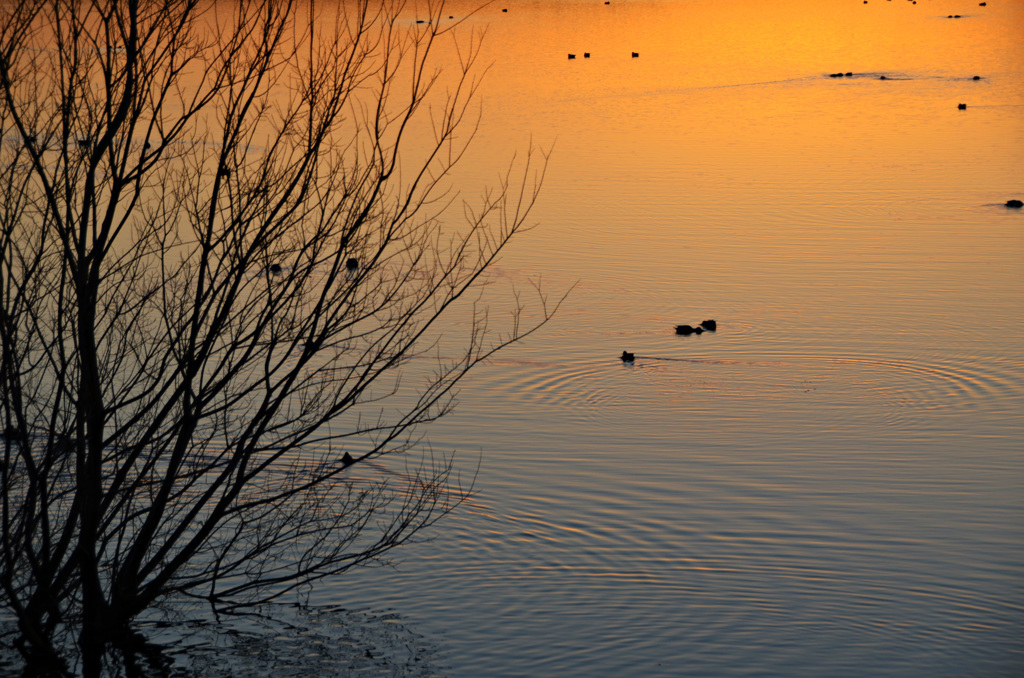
[303,0,1024,676]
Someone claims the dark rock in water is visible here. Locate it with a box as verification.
[1006,199,1023,208]
[269,263,282,274]
[675,324,696,335]
[621,351,635,362]
[958,103,967,109]
[701,319,717,331]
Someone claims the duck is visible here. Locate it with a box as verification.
[675,324,696,335]
[621,351,635,362]
[1006,199,1023,208]
[701,319,717,331]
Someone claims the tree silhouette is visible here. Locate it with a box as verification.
[0,0,552,673]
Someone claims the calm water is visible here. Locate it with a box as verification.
[314,0,1024,676]
[9,0,1022,676]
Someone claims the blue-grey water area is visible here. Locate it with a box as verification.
[7,0,1022,676]
[299,1,1023,676]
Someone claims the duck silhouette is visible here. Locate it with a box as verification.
[675,324,696,335]
[621,351,635,362]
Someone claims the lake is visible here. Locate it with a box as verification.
[9,0,1021,676]
[310,0,1024,676]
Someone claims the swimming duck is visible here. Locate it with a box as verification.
[621,351,635,362]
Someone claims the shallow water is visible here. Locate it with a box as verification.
[311,0,1024,676]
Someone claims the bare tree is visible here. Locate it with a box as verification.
[0,0,552,674]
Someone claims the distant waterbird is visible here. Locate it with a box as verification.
[1006,199,1023,208]
[621,351,635,362]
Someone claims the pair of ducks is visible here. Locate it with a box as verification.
[675,319,716,335]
